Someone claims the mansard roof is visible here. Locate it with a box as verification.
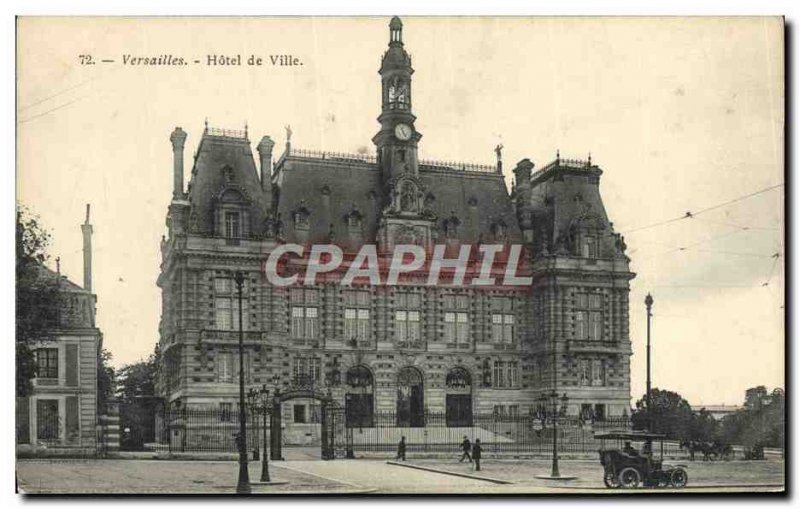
[185,128,269,236]
[274,153,382,244]
[528,157,622,257]
[273,149,521,245]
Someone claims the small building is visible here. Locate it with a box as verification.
[691,405,742,421]
[16,205,102,454]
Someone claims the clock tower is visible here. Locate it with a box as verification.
[372,16,434,251]
[373,16,421,181]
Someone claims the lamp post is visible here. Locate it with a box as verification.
[246,390,260,461]
[234,271,250,494]
[534,324,576,481]
[248,384,271,483]
[536,391,570,479]
[645,293,653,434]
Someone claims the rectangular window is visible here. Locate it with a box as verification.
[215,277,246,331]
[583,236,598,258]
[344,290,371,341]
[294,404,307,424]
[224,211,241,238]
[36,399,59,440]
[579,359,591,386]
[35,348,59,379]
[492,360,517,388]
[508,405,519,418]
[456,312,469,342]
[493,405,506,417]
[395,292,422,343]
[220,402,233,422]
[492,314,515,343]
[395,311,407,341]
[291,306,318,338]
[293,357,320,385]
[592,359,605,386]
[575,292,602,340]
[217,352,233,383]
[444,312,456,342]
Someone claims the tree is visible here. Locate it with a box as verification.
[16,206,60,397]
[97,348,116,414]
[117,353,159,450]
[631,388,694,440]
[721,386,785,452]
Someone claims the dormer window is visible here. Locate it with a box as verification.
[443,212,460,239]
[224,211,241,239]
[215,187,250,242]
[582,235,599,258]
[293,203,311,231]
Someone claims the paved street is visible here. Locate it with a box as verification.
[16,456,785,495]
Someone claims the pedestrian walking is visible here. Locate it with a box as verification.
[396,435,407,461]
[459,436,472,463]
[472,438,482,471]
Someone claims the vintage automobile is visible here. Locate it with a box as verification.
[596,431,689,489]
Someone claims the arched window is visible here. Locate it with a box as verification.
[445,367,473,427]
[345,365,374,427]
[397,367,424,427]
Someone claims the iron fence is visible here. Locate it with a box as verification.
[147,407,686,456]
[152,408,270,453]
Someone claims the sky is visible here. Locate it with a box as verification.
[16,16,784,406]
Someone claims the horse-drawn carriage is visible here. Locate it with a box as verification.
[596,431,689,489]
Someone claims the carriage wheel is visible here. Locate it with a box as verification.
[603,470,620,488]
[618,467,641,488]
[670,468,688,488]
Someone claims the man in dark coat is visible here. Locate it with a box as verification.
[472,438,482,471]
[396,436,407,461]
[459,436,472,463]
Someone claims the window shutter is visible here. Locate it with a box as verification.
[65,344,79,386]
[65,396,80,443]
[16,397,30,444]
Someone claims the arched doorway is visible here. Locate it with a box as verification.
[345,365,374,427]
[397,367,424,427]
[445,367,473,427]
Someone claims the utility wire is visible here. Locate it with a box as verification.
[623,183,784,234]
[17,97,85,125]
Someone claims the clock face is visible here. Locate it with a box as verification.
[394,123,413,141]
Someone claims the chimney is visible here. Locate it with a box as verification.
[170,127,188,199]
[81,204,93,292]
[257,135,275,201]
[513,159,535,243]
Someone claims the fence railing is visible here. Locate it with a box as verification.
[147,408,653,455]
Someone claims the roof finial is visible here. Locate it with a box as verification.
[56,256,61,275]
[389,16,403,44]
[204,117,209,131]
[244,121,249,140]
[588,152,592,166]
[556,149,560,163]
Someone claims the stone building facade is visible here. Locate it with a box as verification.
[156,17,634,442]
[16,206,102,453]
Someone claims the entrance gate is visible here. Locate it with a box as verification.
[270,387,347,460]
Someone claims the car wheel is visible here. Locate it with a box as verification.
[670,468,688,488]
[618,467,641,488]
[603,470,620,488]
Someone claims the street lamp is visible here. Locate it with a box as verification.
[248,384,272,483]
[234,271,250,494]
[645,293,654,433]
[246,389,260,461]
[536,391,570,479]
